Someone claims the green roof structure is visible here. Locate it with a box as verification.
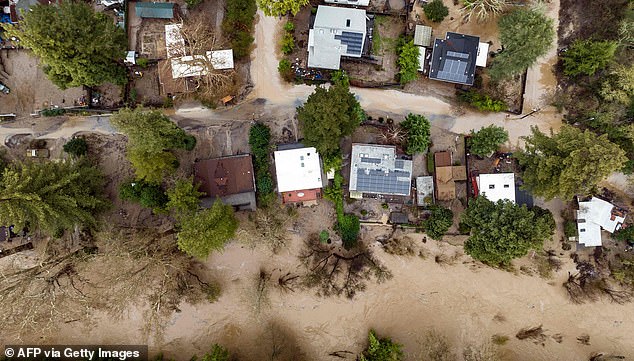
[135,2,174,19]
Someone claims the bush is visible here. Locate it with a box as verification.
[249,123,275,205]
[280,33,295,55]
[223,0,256,59]
[338,213,360,248]
[185,0,203,7]
[136,57,149,68]
[63,137,88,157]
[613,226,634,243]
[424,0,449,22]
[424,206,454,240]
[562,39,617,77]
[278,59,294,82]
[41,108,66,117]
[467,125,509,157]
[564,220,578,238]
[401,113,431,154]
[180,135,197,151]
[396,38,420,85]
[284,21,295,32]
[119,180,168,211]
[457,90,506,112]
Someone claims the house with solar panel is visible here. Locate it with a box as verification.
[349,144,413,202]
[428,32,490,86]
[308,5,369,70]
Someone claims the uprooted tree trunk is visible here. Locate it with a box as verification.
[299,234,392,299]
[563,260,632,305]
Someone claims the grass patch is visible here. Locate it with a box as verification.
[491,334,509,345]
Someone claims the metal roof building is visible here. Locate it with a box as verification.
[349,144,412,198]
[135,2,174,19]
[476,173,516,203]
[429,32,479,86]
[325,0,370,6]
[577,197,627,247]
[308,6,367,70]
[414,25,433,47]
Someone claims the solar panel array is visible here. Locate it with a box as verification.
[335,31,364,55]
[395,159,405,168]
[436,58,468,84]
[361,157,381,164]
[355,168,411,195]
[447,51,469,59]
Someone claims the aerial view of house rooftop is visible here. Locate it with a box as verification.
[349,144,413,199]
[576,196,627,247]
[308,5,367,70]
[429,32,480,86]
[193,154,256,211]
[416,176,434,206]
[325,0,370,6]
[477,173,515,203]
[434,151,467,201]
[135,2,174,19]
[274,145,324,204]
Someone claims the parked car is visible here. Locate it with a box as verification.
[0,82,9,94]
[26,149,50,158]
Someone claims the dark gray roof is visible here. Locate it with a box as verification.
[429,32,479,86]
[355,168,411,195]
[334,31,364,55]
[515,186,534,208]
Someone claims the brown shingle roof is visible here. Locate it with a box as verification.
[434,151,452,167]
[194,154,255,198]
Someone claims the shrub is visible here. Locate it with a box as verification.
[249,123,275,205]
[564,220,578,238]
[401,113,431,154]
[41,108,66,117]
[185,0,203,7]
[613,226,634,243]
[63,137,88,157]
[467,125,509,157]
[223,0,256,59]
[424,0,449,22]
[338,213,360,248]
[424,206,454,240]
[562,39,617,77]
[136,57,149,68]
[284,21,295,32]
[119,180,168,211]
[278,59,294,82]
[180,135,197,151]
[280,33,295,55]
[396,38,420,84]
[457,90,506,112]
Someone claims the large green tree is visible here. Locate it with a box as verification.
[489,8,555,80]
[2,2,126,89]
[424,206,453,240]
[111,108,196,183]
[401,113,431,155]
[166,177,203,218]
[462,197,554,266]
[397,40,420,85]
[297,81,363,158]
[359,330,404,361]
[177,200,238,258]
[468,125,509,157]
[424,0,449,22]
[0,160,108,235]
[515,125,626,200]
[599,65,634,104]
[562,39,617,77]
[257,0,308,16]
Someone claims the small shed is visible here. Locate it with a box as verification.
[389,212,410,225]
[414,25,432,47]
[135,2,174,19]
[416,176,434,206]
[476,42,489,67]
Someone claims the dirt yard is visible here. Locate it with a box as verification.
[0,50,87,117]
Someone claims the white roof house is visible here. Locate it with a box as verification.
[325,0,370,6]
[476,42,489,67]
[308,6,367,70]
[170,50,234,78]
[416,176,434,206]
[274,147,323,193]
[476,173,515,203]
[349,144,413,198]
[577,197,626,247]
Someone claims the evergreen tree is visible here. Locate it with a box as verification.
[401,113,431,155]
[562,39,617,76]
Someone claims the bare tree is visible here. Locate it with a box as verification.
[299,235,392,299]
[461,0,509,23]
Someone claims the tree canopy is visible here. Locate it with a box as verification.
[359,330,404,361]
[599,65,634,104]
[297,81,364,158]
[222,0,256,59]
[397,39,420,85]
[562,39,618,77]
[424,0,449,22]
[63,137,88,157]
[111,108,196,183]
[2,2,126,89]
[257,0,308,16]
[200,344,230,361]
[462,196,554,266]
[515,125,627,200]
[166,178,203,217]
[424,206,454,240]
[0,160,108,235]
[468,125,509,157]
[177,200,238,258]
[401,113,431,155]
[489,8,555,80]
[461,0,509,23]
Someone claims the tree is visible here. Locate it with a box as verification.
[424,206,454,240]
[457,90,506,112]
[401,113,431,154]
[515,125,626,200]
[462,196,554,266]
[2,2,126,89]
[359,330,403,361]
[200,344,230,361]
[468,125,509,157]
[278,59,294,81]
[297,82,363,158]
[166,178,203,217]
[397,39,420,85]
[222,0,257,59]
[63,137,88,157]
[111,108,195,183]
[489,8,555,80]
[177,200,238,258]
[599,65,634,104]
[461,0,509,23]
[424,0,449,23]
[257,0,308,16]
[0,160,108,235]
[562,39,617,77]
[119,179,168,212]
